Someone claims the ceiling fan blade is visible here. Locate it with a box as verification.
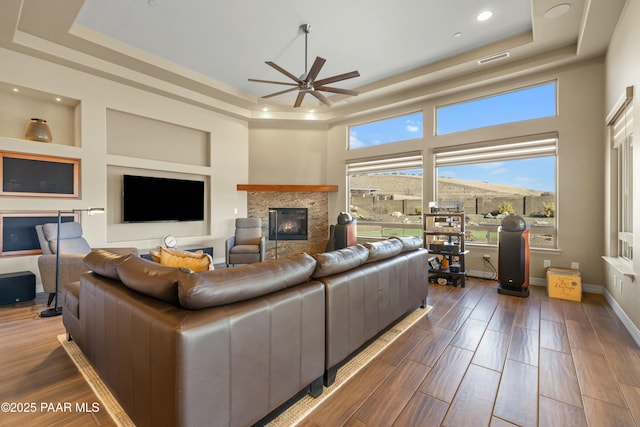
[314,70,360,87]
[306,56,326,82]
[310,90,332,107]
[316,86,359,96]
[248,78,299,86]
[262,87,300,98]
[266,61,303,84]
[294,91,307,108]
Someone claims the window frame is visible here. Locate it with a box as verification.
[346,151,423,239]
[435,81,557,135]
[434,133,558,250]
[348,111,423,150]
[607,86,634,262]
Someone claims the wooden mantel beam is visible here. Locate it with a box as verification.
[237,184,338,192]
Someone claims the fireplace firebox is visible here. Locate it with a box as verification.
[268,208,308,241]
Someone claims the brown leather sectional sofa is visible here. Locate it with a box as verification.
[62,236,428,427]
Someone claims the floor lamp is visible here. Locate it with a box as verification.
[40,207,105,318]
[269,209,279,259]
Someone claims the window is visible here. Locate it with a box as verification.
[435,135,557,249]
[349,112,423,149]
[608,87,633,261]
[347,152,423,238]
[436,82,557,135]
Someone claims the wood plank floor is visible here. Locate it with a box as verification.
[1,278,640,426]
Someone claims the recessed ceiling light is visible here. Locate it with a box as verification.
[454,32,462,38]
[544,3,571,19]
[308,108,316,113]
[477,10,493,21]
[261,106,269,112]
[55,97,62,102]
[12,88,19,93]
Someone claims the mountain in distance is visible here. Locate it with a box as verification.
[350,174,546,198]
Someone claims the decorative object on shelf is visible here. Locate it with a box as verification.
[24,118,52,143]
[164,235,177,248]
[40,207,105,318]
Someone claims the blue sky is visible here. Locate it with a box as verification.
[349,82,556,192]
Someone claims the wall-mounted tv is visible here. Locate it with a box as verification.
[123,174,205,222]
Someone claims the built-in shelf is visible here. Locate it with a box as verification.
[237,184,339,192]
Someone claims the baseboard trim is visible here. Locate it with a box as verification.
[600,286,640,347]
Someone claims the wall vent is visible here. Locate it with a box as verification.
[477,52,510,65]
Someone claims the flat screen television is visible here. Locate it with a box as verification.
[123,174,205,222]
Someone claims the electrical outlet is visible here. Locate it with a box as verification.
[571,262,579,270]
[543,260,551,268]
[483,254,491,260]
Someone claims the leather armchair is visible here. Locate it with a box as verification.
[36,222,138,305]
[225,218,265,267]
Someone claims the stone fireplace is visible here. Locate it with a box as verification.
[268,208,308,241]
[239,184,337,260]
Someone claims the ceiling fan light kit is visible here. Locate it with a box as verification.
[249,24,360,108]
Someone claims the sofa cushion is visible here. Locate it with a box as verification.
[364,238,404,263]
[116,256,187,306]
[178,253,316,310]
[389,235,424,252]
[312,244,369,279]
[83,249,133,280]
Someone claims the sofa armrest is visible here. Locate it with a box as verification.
[225,236,235,265]
[259,236,266,262]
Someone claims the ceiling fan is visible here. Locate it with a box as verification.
[249,24,360,108]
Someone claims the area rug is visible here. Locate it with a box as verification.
[58,305,431,427]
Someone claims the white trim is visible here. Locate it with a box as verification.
[601,286,640,347]
[606,86,634,126]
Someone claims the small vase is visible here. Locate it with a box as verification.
[24,118,52,143]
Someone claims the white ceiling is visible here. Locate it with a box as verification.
[0,0,628,115]
[74,0,532,99]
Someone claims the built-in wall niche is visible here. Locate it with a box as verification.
[106,109,210,167]
[1,151,80,197]
[0,83,79,147]
[105,166,210,243]
[0,211,78,256]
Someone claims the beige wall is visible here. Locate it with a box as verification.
[327,59,606,287]
[604,0,640,334]
[0,47,249,286]
[248,121,328,185]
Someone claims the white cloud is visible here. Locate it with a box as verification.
[405,120,421,133]
[489,168,508,175]
[476,162,505,170]
[349,134,366,149]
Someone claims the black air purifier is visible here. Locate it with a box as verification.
[497,214,530,298]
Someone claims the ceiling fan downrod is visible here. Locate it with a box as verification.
[300,24,311,77]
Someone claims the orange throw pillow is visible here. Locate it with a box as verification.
[156,246,214,272]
